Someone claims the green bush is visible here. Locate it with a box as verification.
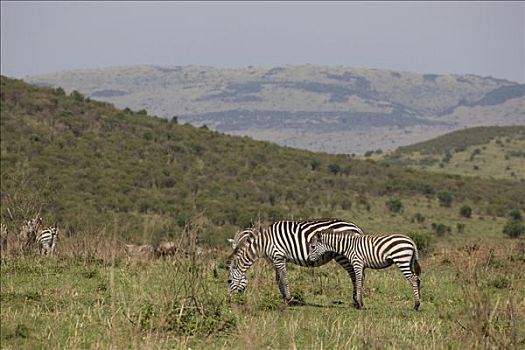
[431,222,451,236]
[386,198,403,213]
[437,191,452,207]
[459,206,472,218]
[508,209,523,222]
[503,221,525,238]
[409,232,433,257]
[413,213,425,223]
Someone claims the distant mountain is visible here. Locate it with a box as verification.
[380,126,525,181]
[28,65,525,154]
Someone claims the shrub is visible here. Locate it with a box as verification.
[503,221,525,238]
[328,164,341,175]
[409,232,433,256]
[413,213,425,223]
[456,223,465,234]
[431,222,451,236]
[437,191,452,207]
[508,209,523,222]
[386,198,403,213]
[460,205,472,218]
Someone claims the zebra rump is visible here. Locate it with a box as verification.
[37,227,58,256]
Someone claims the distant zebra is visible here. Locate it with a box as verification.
[36,226,59,256]
[19,217,43,252]
[226,219,363,305]
[307,229,421,310]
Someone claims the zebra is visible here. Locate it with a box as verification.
[226,218,364,305]
[19,217,43,252]
[307,229,421,310]
[36,226,59,256]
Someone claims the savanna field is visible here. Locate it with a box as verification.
[1,226,524,349]
[1,77,525,349]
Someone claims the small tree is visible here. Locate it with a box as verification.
[503,209,524,238]
[328,164,341,175]
[438,191,452,207]
[503,221,525,238]
[386,198,403,213]
[460,205,472,218]
[508,209,523,222]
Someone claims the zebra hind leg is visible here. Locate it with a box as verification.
[397,260,421,310]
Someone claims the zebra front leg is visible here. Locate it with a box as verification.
[274,260,292,304]
[334,255,359,308]
[353,264,365,309]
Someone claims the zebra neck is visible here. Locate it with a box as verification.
[323,233,353,254]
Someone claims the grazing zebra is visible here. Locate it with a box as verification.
[307,229,421,310]
[19,217,43,252]
[226,219,364,305]
[36,226,59,256]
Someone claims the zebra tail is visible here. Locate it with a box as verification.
[412,251,421,276]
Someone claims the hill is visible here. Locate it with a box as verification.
[27,65,525,154]
[1,76,524,244]
[380,126,525,181]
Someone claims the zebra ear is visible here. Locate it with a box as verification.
[225,258,237,269]
[227,238,235,244]
[310,232,320,245]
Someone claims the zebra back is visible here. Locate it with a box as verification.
[227,219,363,267]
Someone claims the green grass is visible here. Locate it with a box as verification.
[382,126,525,182]
[2,235,524,349]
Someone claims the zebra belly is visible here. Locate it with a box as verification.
[285,252,334,267]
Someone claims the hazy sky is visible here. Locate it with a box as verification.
[1,1,524,82]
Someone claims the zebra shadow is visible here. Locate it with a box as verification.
[288,299,348,309]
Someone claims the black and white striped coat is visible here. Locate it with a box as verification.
[226,219,363,304]
[308,229,421,310]
[36,227,59,256]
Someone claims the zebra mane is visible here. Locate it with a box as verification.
[315,228,359,242]
[225,228,260,268]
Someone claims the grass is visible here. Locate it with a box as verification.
[1,228,524,349]
[381,126,525,182]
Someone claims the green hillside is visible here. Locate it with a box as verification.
[1,76,524,243]
[382,126,525,181]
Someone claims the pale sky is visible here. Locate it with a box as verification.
[1,1,524,82]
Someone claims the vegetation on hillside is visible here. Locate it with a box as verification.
[382,126,525,181]
[394,126,525,155]
[2,76,524,245]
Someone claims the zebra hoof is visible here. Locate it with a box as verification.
[286,298,305,306]
[414,303,420,311]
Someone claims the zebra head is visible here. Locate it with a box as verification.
[226,258,248,295]
[307,231,330,262]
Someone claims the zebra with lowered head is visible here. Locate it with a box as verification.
[307,229,421,310]
[36,225,59,256]
[226,218,363,305]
